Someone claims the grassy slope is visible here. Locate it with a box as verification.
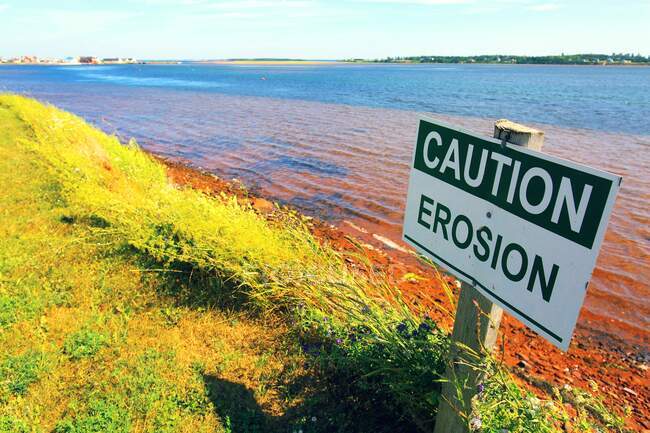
[0,95,629,433]
[0,98,319,432]
[0,94,436,433]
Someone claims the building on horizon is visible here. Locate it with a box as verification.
[78,56,99,64]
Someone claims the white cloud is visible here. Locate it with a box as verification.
[355,0,473,4]
[461,0,563,14]
[176,0,323,23]
[206,1,314,9]
[138,0,312,6]
[354,0,562,9]
[16,9,142,36]
[214,11,261,18]
[0,3,8,13]
[529,3,561,11]
[138,0,210,4]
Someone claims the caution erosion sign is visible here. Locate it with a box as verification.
[403,118,621,350]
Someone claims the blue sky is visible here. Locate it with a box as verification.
[1,0,648,59]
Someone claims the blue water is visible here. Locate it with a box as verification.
[1,63,649,135]
[1,63,650,339]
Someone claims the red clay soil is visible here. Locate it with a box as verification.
[156,155,650,432]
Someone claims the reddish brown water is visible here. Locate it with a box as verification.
[26,89,650,346]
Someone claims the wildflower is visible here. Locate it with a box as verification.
[469,417,482,431]
[418,322,432,333]
[477,383,484,394]
[396,322,407,334]
[336,338,342,345]
[624,406,632,417]
[528,396,541,410]
[361,305,370,314]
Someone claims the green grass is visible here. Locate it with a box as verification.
[0,415,30,433]
[0,94,629,432]
[62,329,108,360]
[0,351,48,398]
[54,398,131,433]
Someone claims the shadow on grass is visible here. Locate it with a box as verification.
[203,375,271,433]
[202,371,416,433]
[58,214,250,313]
[99,240,254,313]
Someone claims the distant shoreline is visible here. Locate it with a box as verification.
[3,60,649,67]
[357,53,650,66]
[198,60,341,66]
[3,53,648,66]
[357,61,650,66]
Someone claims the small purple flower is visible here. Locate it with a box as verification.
[396,323,408,334]
[477,383,485,394]
[418,323,432,333]
[336,338,343,345]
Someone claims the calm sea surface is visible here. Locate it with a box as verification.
[1,64,648,344]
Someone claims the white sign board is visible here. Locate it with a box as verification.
[403,118,621,350]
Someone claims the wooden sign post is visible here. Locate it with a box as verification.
[433,120,544,433]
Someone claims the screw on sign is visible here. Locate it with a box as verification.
[401,118,621,433]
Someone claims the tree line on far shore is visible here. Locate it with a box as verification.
[347,53,649,65]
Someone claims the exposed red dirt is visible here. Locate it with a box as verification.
[156,154,649,431]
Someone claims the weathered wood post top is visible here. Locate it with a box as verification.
[494,119,544,151]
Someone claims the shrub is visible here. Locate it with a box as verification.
[54,398,130,433]
[0,415,30,433]
[63,329,108,360]
[0,350,46,397]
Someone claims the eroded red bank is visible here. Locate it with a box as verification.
[157,155,649,431]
